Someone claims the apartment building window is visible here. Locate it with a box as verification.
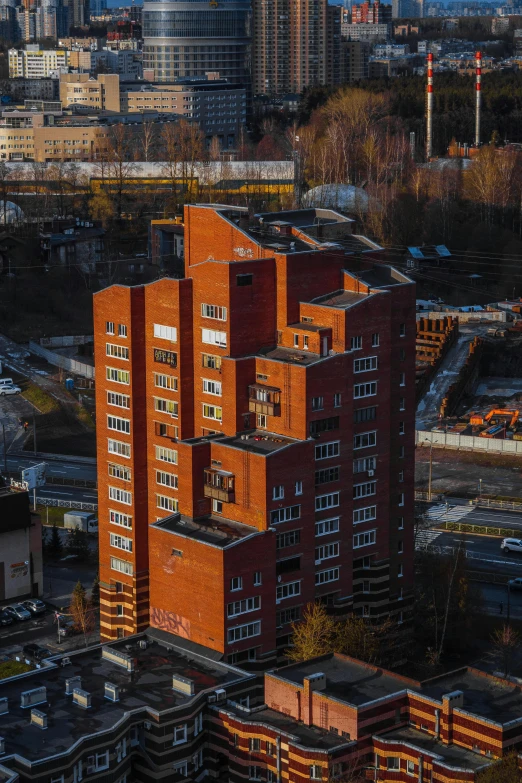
[315,542,339,563]
[350,336,362,350]
[315,568,339,585]
[110,510,132,529]
[399,323,406,337]
[237,273,253,286]
[295,481,303,495]
[353,504,377,524]
[353,431,376,450]
[253,571,262,586]
[249,766,262,780]
[353,455,376,473]
[311,396,324,411]
[399,470,404,482]
[107,391,130,409]
[203,378,222,396]
[249,738,261,751]
[354,356,378,373]
[277,606,300,625]
[257,413,267,429]
[202,353,222,370]
[398,540,404,554]
[156,495,178,512]
[108,463,131,481]
[155,398,178,417]
[266,742,276,756]
[353,530,376,549]
[154,323,177,341]
[201,303,227,320]
[109,486,132,505]
[271,505,300,524]
[400,349,406,361]
[106,367,130,385]
[293,334,299,347]
[398,516,404,529]
[156,470,178,489]
[227,596,260,617]
[277,530,301,548]
[315,441,340,460]
[399,397,406,411]
[406,760,415,775]
[194,712,203,736]
[400,372,406,386]
[315,493,340,511]
[333,393,341,407]
[354,406,376,423]
[213,499,223,514]
[106,321,115,335]
[353,481,376,499]
[309,417,339,436]
[173,724,187,745]
[154,348,177,368]
[155,445,177,464]
[227,621,261,643]
[387,758,400,770]
[155,422,178,439]
[371,333,380,347]
[231,576,242,591]
[51,776,64,783]
[111,557,133,575]
[398,564,404,577]
[202,328,227,347]
[107,415,130,435]
[399,445,405,458]
[203,403,222,422]
[315,466,340,486]
[106,343,129,360]
[273,485,284,500]
[86,752,109,773]
[110,532,132,552]
[154,373,178,391]
[303,336,309,349]
[315,517,340,536]
[118,324,127,337]
[276,581,301,600]
[354,382,377,399]
[108,439,130,459]
[399,421,405,435]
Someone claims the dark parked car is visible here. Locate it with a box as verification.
[4,604,31,621]
[0,611,13,627]
[22,644,52,662]
[22,599,46,616]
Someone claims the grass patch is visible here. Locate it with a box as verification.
[0,660,32,680]
[77,405,95,430]
[38,506,65,527]
[21,381,60,414]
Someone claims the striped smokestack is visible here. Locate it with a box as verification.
[475,50,482,147]
[426,52,434,160]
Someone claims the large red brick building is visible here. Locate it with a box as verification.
[94,205,416,666]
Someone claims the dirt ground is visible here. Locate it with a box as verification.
[416,446,522,498]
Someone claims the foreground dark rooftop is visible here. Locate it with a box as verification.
[219,429,301,455]
[0,634,250,762]
[152,513,257,548]
[379,726,492,772]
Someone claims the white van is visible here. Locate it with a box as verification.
[0,378,14,388]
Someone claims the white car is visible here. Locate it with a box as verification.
[501,537,522,554]
[0,385,21,395]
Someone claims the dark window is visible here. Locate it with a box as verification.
[237,273,253,286]
[354,406,377,424]
[315,466,340,485]
[276,556,301,576]
[276,530,301,549]
[276,606,301,625]
[310,416,339,436]
[154,348,177,368]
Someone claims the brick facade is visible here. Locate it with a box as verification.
[94,204,416,665]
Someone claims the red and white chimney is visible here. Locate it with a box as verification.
[475,51,482,147]
[426,52,434,160]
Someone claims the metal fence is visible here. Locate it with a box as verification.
[417,429,522,455]
[439,521,520,537]
[40,335,93,348]
[29,341,95,380]
[36,497,97,511]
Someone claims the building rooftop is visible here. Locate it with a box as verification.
[219,429,301,455]
[379,726,492,772]
[275,655,522,724]
[258,346,323,366]
[152,513,257,548]
[311,289,372,309]
[0,634,250,763]
[357,265,410,287]
[222,704,351,751]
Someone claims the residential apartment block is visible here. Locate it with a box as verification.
[0,636,516,783]
[351,0,392,23]
[59,73,121,113]
[8,46,70,79]
[94,204,416,667]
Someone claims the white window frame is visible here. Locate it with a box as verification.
[118,324,127,338]
[315,441,340,460]
[156,470,178,489]
[311,396,324,411]
[110,510,132,529]
[111,557,133,575]
[154,373,178,391]
[107,415,130,434]
[350,336,362,350]
[155,445,178,464]
[315,517,340,536]
[202,328,227,347]
[227,621,261,643]
[202,403,222,422]
[371,332,380,347]
[354,356,378,373]
[108,439,131,459]
[273,485,284,500]
[201,303,227,321]
[154,323,177,342]
[353,529,377,549]
[110,532,133,552]
[315,542,339,563]
[108,463,131,481]
[334,393,341,408]
[315,568,339,585]
[295,480,303,496]
[106,321,115,335]
[107,391,130,409]
[276,581,301,601]
[353,455,377,473]
[353,506,377,524]
[231,576,243,592]
[271,505,301,524]
[109,486,132,505]
[315,492,340,511]
[203,378,222,396]
[154,397,178,417]
[354,382,377,399]
[353,481,376,499]
[106,343,129,360]
[353,431,377,450]
[106,367,130,385]
[156,494,178,512]
[227,596,261,618]
[173,724,187,745]
[172,762,188,776]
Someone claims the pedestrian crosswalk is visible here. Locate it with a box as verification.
[415,529,444,548]
[425,504,475,523]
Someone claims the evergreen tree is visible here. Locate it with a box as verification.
[91,573,100,608]
[67,528,90,562]
[48,523,63,560]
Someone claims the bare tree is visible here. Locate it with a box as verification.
[69,580,96,648]
[489,625,521,679]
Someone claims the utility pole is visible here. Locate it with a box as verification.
[2,422,7,475]
[507,581,511,623]
[33,412,37,455]
[428,441,433,502]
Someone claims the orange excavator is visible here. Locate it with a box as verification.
[484,409,519,428]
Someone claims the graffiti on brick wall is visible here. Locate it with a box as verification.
[150,607,190,639]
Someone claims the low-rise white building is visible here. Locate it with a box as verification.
[9,45,69,79]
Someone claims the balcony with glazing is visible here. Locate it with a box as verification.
[203,468,235,503]
[248,384,281,417]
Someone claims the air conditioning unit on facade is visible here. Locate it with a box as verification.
[368,470,374,477]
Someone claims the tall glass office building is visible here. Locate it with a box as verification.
[142,0,251,85]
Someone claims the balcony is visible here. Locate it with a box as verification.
[248,384,281,417]
[204,468,235,503]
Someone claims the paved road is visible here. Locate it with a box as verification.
[480,582,522,620]
[37,486,98,505]
[423,502,522,533]
[416,525,522,574]
[5,454,96,482]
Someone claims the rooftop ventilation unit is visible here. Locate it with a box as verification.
[104,682,120,702]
